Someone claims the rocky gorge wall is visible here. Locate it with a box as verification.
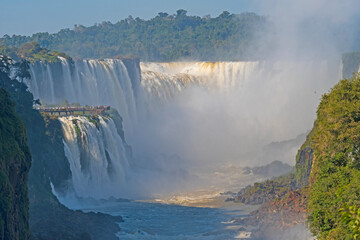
[1,52,352,239]
[0,88,31,240]
[1,55,126,240]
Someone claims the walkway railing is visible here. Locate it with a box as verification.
[35,106,110,116]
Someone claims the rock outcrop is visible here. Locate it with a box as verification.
[0,88,32,240]
[1,55,124,240]
[245,188,308,239]
[233,174,297,205]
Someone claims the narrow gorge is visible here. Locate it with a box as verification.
[2,3,360,239]
[4,54,345,240]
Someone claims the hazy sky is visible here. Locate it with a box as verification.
[0,0,260,36]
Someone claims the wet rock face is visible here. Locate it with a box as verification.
[0,89,32,240]
[243,189,308,240]
[247,189,307,227]
[296,147,313,187]
[233,174,297,205]
[243,161,293,178]
[28,113,125,240]
[29,205,123,240]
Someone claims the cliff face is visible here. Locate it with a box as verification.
[27,110,124,240]
[294,127,315,188]
[233,112,316,238]
[305,74,360,239]
[242,73,360,239]
[245,188,308,240]
[0,89,31,240]
[41,115,72,194]
[24,96,124,240]
[0,55,123,240]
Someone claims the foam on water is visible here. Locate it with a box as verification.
[59,116,131,199]
[80,200,252,240]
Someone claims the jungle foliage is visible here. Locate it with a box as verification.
[0,56,32,240]
[0,11,268,61]
[0,42,71,63]
[0,54,122,239]
[233,73,360,239]
[307,73,360,240]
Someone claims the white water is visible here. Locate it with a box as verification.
[140,62,258,103]
[58,116,130,199]
[80,200,254,240]
[28,58,141,137]
[28,58,340,200]
[30,59,328,239]
[134,61,339,171]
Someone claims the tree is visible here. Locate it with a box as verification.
[176,9,187,17]
[158,12,169,18]
[219,11,231,18]
[341,205,360,239]
[0,11,268,61]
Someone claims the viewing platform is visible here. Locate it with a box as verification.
[35,105,111,116]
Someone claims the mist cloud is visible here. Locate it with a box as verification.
[259,0,360,59]
[126,0,360,197]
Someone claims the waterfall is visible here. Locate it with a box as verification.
[140,62,259,99]
[28,58,341,199]
[59,115,130,199]
[134,60,340,169]
[28,58,141,136]
[28,60,261,122]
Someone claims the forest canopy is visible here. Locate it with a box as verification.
[0,42,71,63]
[0,11,268,61]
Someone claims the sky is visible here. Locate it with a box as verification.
[0,0,261,36]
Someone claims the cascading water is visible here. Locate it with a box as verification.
[29,58,339,239]
[28,58,341,199]
[140,61,259,101]
[58,115,130,199]
[28,58,141,137]
[134,60,340,169]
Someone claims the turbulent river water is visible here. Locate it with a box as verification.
[81,201,253,240]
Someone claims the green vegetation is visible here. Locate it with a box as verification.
[306,73,360,239]
[341,205,360,239]
[295,126,315,187]
[0,87,31,240]
[235,173,296,205]
[0,54,69,208]
[72,119,81,136]
[237,73,360,239]
[0,45,18,60]
[86,115,100,130]
[0,42,72,63]
[0,11,268,61]
[1,54,122,239]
